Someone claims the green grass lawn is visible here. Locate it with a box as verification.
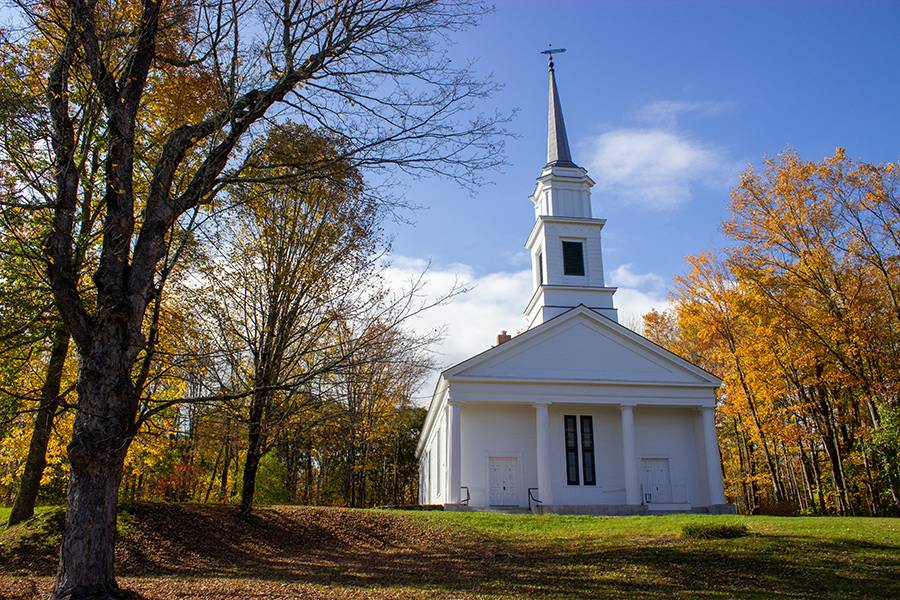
[1,505,898,599]
[410,509,897,544]
[404,511,900,598]
[0,505,60,525]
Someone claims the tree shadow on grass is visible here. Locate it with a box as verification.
[4,505,899,599]
[114,505,900,599]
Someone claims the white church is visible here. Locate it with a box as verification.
[416,56,732,515]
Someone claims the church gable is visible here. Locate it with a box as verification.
[446,307,719,386]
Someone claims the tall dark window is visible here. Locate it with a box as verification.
[580,416,596,486]
[564,415,597,486]
[536,250,543,284]
[564,415,580,485]
[562,241,585,276]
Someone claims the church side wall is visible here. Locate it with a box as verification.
[460,404,537,508]
[420,409,447,505]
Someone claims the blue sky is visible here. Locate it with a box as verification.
[390,0,899,272]
[7,1,895,399]
[380,0,900,399]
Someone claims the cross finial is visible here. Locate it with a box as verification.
[540,45,566,70]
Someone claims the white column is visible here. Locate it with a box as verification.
[535,403,554,505]
[447,402,461,504]
[620,404,640,505]
[702,406,726,505]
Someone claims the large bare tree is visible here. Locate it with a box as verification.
[199,123,446,517]
[3,0,503,597]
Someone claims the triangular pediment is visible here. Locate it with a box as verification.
[445,306,719,386]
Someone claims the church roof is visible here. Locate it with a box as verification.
[546,57,578,168]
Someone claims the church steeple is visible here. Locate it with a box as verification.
[546,56,576,168]
[524,52,618,329]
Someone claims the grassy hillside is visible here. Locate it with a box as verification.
[1,505,898,599]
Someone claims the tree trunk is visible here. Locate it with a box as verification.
[860,439,880,515]
[304,438,313,505]
[392,436,401,506]
[810,443,827,514]
[239,397,267,517]
[732,354,786,502]
[8,326,70,526]
[359,440,369,507]
[203,443,224,503]
[51,343,138,600]
[819,422,851,515]
[239,444,262,517]
[816,387,853,515]
[781,441,803,511]
[732,418,750,513]
[743,432,759,514]
[219,418,231,501]
[231,446,241,498]
[797,437,818,513]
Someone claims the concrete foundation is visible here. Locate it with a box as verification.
[536,503,736,516]
[445,503,736,516]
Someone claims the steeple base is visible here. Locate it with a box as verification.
[526,285,618,329]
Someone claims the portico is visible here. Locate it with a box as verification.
[423,347,729,514]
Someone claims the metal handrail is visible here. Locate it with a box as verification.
[460,486,470,505]
[528,487,542,512]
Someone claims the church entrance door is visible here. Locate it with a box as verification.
[488,456,519,506]
[640,458,673,503]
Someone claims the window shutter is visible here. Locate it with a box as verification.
[562,241,585,276]
[564,415,579,485]
[580,416,596,486]
[537,250,543,284]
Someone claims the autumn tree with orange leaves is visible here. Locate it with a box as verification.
[646,149,899,516]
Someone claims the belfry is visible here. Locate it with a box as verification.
[526,55,617,327]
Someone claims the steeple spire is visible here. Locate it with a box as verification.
[546,54,576,168]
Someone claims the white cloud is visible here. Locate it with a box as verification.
[608,263,670,333]
[635,100,735,128]
[608,263,666,292]
[385,257,672,405]
[584,128,733,209]
[580,98,740,209]
[613,288,671,333]
[383,257,532,405]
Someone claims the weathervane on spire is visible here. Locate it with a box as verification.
[540,45,566,70]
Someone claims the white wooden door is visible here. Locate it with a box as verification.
[488,457,518,506]
[640,458,672,503]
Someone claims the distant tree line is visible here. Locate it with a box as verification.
[644,150,899,516]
